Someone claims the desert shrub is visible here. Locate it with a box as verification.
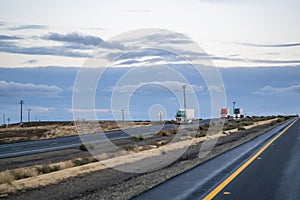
[270,120,277,126]
[72,158,91,166]
[122,145,135,151]
[13,168,38,180]
[277,118,285,123]
[37,164,60,174]
[195,131,206,138]
[237,125,245,130]
[0,171,14,184]
[156,128,178,136]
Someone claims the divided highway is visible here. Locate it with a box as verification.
[0,119,210,159]
[134,118,299,200]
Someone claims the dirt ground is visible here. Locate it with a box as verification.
[0,119,287,200]
[0,121,150,144]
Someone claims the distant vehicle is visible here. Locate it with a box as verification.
[176,109,195,124]
[221,108,230,119]
[234,108,244,119]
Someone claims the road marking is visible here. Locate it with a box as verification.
[203,118,298,200]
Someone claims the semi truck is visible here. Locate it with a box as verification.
[220,108,230,119]
[234,108,244,119]
[176,108,195,124]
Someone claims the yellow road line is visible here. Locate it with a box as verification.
[203,118,298,200]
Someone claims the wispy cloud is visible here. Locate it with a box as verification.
[8,24,47,31]
[68,108,112,113]
[0,80,63,97]
[0,41,89,57]
[237,42,300,48]
[42,32,103,46]
[0,35,21,40]
[110,81,204,94]
[31,107,55,112]
[253,84,300,95]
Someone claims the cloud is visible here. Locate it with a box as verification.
[0,35,21,40]
[8,24,47,31]
[0,41,89,57]
[24,59,38,64]
[209,55,300,64]
[42,32,103,46]
[208,85,223,93]
[31,107,55,112]
[253,84,300,95]
[139,32,193,45]
[237,42,300,48]
[110,81,203,94]
[127,9,151,12]
[0,80,63,97]
[68,108,112,113]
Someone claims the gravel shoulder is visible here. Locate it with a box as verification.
[4,121,283,200]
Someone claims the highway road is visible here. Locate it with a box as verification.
[134,118,298,200]
[210,117,300,200]
[0,119,210,159]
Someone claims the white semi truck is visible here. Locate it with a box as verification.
[176,108,195,124]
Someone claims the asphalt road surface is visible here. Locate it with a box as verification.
[134,118,298,200]
[0,119,210,159]
[212,117,300,200]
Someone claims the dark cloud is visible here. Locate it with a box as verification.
[0,41,89,57]
[237,42,300,48]
[0,80,62,97]
[9,24,47,31]
[0,35,21,40]
[42,32,103,46]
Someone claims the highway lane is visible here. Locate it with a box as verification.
[133,118,297,200]
[0,119,210,159]
[211,117,300,200]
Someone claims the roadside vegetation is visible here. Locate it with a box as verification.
[0,121,151,144]
[0,157,98,185]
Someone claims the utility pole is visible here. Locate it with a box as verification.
[120,109,126,126]
[232,101,236,118]
[20,100,24,124]
[27,109,32,122]
[2,114,5,126]
[182,85,187,122]
[7,118,10,127]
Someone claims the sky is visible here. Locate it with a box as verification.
[0,0,300,68]
[0,0,299,123]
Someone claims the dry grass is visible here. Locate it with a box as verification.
[0,171,14,185]
[156,128,178,136]
[0,121,150,144]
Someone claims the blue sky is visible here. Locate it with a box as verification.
[0,0,299,123]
